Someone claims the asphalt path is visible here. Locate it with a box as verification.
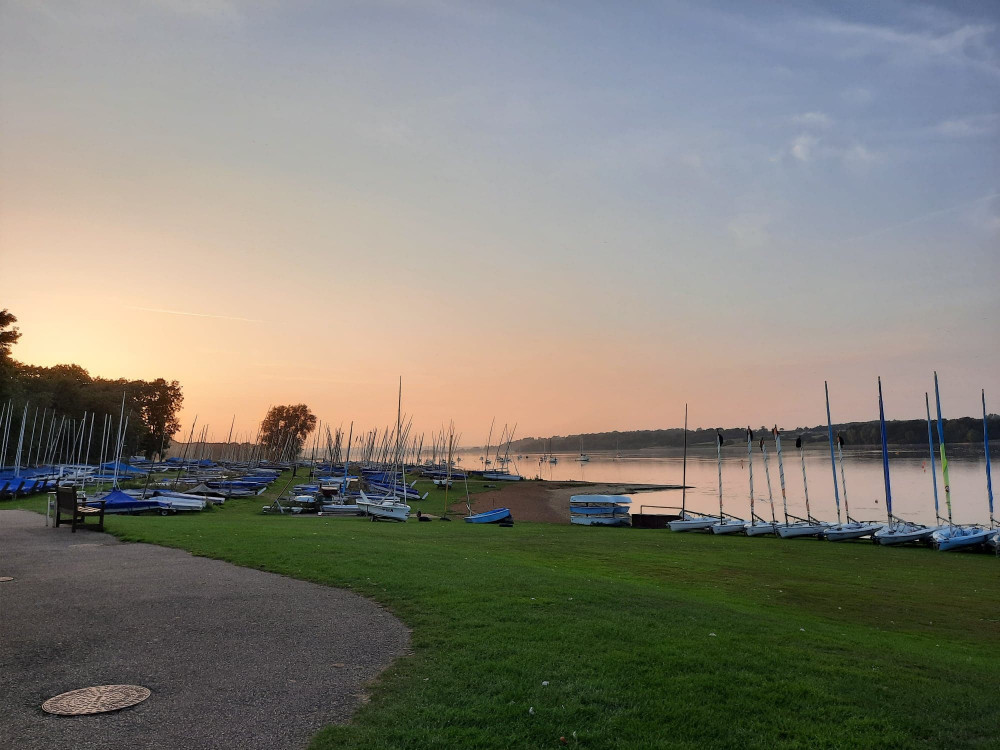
[0,509,409,749]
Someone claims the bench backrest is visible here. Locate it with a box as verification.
[56,485,78,512]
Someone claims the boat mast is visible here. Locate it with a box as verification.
[797,435,811,521]
[984,390,995,529]
[824,381,842,525]
[933,371,953,525]
[773,427,789,525]
[925,393,942,524]
[760,437,777,524]
[680,404,687,516]
[747,428,756,523]
[716,431,724,520]
[878,377,892,526]
[837,434,850,523]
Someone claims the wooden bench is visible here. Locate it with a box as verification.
[54,486,106,532]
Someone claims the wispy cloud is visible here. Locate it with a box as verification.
[792,111,832,128]
[812,17,1000,77]
[932,114,1000,138]
[791,134,818,162]
[126,306,261,323]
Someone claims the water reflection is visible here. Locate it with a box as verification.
[460,446,996,526]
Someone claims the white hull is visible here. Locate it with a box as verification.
[711,519,748,535]
[744,522,778,537]
[824,522,885,541]
[873,524,942,546]
[668,516,718,532]
[358,491,410,521]
[776,523,828,539]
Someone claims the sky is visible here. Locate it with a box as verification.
[1,0,998,444]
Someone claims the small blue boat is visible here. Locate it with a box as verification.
[465,508,513,524]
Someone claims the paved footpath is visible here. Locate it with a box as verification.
[0,510,410,750]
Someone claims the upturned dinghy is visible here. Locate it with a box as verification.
[571,495,630,526]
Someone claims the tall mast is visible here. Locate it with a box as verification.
[680,404,687,515]
[984,390,995,528]
[716,431,724,520]
[773,426,788,524]
[878,377,892,525]
[747,428,756,522]
[825,381,842,524]
[933,371,953,525]
[797,435,811,521]
[925,393,942,524]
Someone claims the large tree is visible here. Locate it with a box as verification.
[0,308,20,357]
[260,404,317,461]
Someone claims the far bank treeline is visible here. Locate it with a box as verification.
[0,308,183,460]
[508,416,999,454]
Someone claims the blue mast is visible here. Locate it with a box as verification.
[925,393,941,523]
[824,381,842,524]
[984,390,994,527]
[878,377,892,523]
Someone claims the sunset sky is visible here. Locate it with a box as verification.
[2,1,998,444]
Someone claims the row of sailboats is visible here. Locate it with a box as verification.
[668,373,997,551]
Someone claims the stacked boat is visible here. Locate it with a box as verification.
[570,495,631,526]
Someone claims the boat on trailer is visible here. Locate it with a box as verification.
[358,490,410,522]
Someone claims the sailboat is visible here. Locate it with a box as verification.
[744,428,778,536]
[577,436,590,462]
[823,424,884,541]
[669,405,718,531]
[712,431,747,534]
[774,424,828,539]
[874,392,947,545]
[359,379,410,522]
[827,380,890,541]
[932,376,993,550]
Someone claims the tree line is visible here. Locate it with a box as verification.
[0,308,184,461]
[507,416,998,454]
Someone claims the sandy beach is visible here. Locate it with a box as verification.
[449,479,681,523]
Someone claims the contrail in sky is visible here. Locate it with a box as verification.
[126,306,261,323]
[835,191,1000,247]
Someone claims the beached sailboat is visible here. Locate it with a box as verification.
[875,391,946,545]
[744,428,778,536]
[711,432,746,534]
[465,507,513,524]
[669,405,718,532]
[932,376,993,551]
[773,424,828,539]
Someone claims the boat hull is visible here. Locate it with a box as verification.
[465,508,513,524]
[932,526,993,551]
[711,520,747,535]
[873,524,941,546]
[571,515,630,526]
[824,522,885,541]
[668,517,717,532]
[744,522,778,536]
[776,523,827,539]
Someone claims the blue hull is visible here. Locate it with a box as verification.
[465,508,512,524]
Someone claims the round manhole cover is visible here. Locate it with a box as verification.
[0,577,13,582]
[42,685,151,716]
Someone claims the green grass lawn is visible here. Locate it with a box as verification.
[8,474,999,749]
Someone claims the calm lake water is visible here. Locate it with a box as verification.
[460,445,997,526]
